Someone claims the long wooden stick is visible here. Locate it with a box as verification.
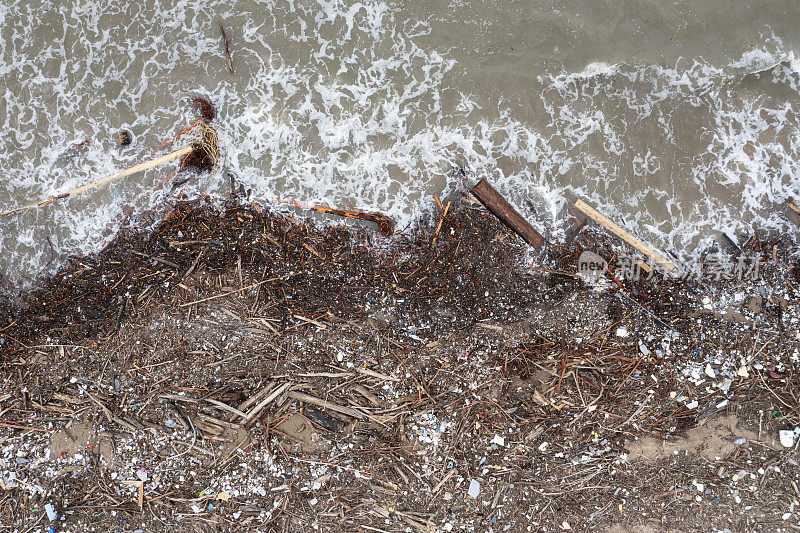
[470,178,545,249]
[1,145,193,216]
[573,199,675,272]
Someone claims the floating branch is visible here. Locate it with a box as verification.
[787,197,800,216]
[1,122,219,217]
[469,178,545,249]
[219,20,234,74]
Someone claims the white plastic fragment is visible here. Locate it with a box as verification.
[467,479,481,499]
[45,503,57,521]
[491,435,505,447]
[737,366,750,378]
[780,430,795,448]
[704,363,716,379]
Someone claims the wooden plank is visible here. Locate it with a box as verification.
[573,199,675,272]
[469,178,545,249]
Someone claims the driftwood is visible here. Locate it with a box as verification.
[469,178,545,249]
[573,199,675,272]
[288,391,366,420]
[1,122,218,217]
[0,146,192,217]
[288,203,395,237]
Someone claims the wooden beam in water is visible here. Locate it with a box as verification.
[470,178,545,249]
[573,199,675,272]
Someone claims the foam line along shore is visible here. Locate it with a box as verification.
[3,1,800,286]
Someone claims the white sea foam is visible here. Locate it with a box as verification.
[1,1,799,286]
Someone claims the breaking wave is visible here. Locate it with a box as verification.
[1,0,799,285]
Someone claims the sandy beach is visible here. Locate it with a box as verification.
[1,194,799,532]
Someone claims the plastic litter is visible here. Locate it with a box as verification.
[468,479,480,499]
[45,503,56,521]
[779,430,795,448]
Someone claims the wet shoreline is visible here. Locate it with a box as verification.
[1,191,798,353]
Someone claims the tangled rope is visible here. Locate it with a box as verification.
[179,121,219,172]
[196,121,219,167]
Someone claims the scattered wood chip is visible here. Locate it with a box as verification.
[242,382,291,423]
[288,391,366,420]
[356,367,398,382]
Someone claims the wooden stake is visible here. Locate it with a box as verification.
[469,178,545,249]
[1,145,193,216]
[573,199,675,272]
